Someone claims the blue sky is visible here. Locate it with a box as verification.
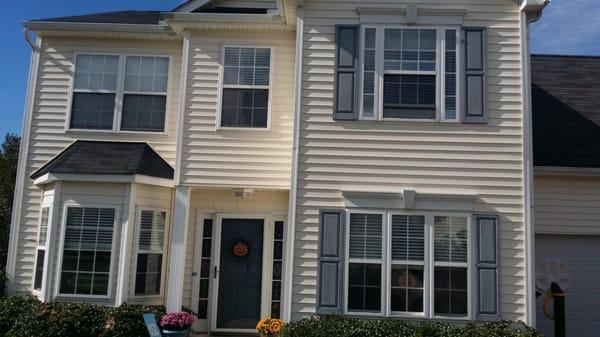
[0,0,598,137]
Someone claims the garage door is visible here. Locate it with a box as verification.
[536,235,600,337]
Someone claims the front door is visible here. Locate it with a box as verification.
[216,219,264,330]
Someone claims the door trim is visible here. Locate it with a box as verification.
[210,213,273,334]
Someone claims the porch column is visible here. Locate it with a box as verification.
[166,186,191,312]
[115,183,137,305]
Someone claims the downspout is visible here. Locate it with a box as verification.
[282,6,303,323]
[6,28,41,292]
[520,0,549,327]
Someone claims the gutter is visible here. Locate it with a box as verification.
[519,0,549,327]
[282,6,303,323]
[23,21,175,35]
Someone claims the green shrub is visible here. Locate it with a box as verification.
[280,316,542,337]
[0,295,40,336]
[101,303,166,337]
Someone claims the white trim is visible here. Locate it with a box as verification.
[175,31,191,186]
[31,197,53,297]
[342,210,472,320]
[55,202,121,300]
[33,173,174,188]
[6,35,41,293]
[44,181,62,301]
[24,21,173,34]
[216,45,275,131]
[66,52,173,135]
[282,6,303,323]
[115,183,137,304]
[166,186,191,312]
[210,214,274,334]
[520,11,536,327]
[131,207,170,299]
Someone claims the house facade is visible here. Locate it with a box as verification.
[8,0,551,334]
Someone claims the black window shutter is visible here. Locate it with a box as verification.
[333,25,359,120]
[476,214,500,319]
[316,210,345,315]
[464,28,488,124]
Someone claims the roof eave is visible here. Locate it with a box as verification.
[23,20,175,35]
[163,12,293,32]
[518,0,550,14]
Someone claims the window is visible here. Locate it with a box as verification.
[220,47,271,128]
[70,54,169,132]
[134,210,167,296]
[198,219,213,319]
[271,220,284,318]
[347,213,383,313]
[59,207,116,296]
[33,207,50,291]
[345,212,470,318]
[360,27,459,121]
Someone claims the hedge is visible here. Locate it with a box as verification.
[280,316,543,337]
[0,295,166,337]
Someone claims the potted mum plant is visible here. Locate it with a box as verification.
[256,317,283,337]
[159,311,197,337]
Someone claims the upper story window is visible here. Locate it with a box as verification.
[360,27,459,121]
[70,54,170,133]
[220,47,272,129]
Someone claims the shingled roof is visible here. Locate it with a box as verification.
[31,10,164,25]
[31,141,174,180]
[532,55,600,168]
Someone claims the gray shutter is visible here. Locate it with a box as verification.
[464,28,487,124]
[476,215,500,319]
[333,25,359,120]
[316,210,345,315]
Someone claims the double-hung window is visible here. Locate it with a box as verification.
[134,209,167,296]
[360,27,459,121]
[220,47,271,128]
[59,207,116,297]
[70,54,169,132]
[346,211,470,318]
[33,207,50,292]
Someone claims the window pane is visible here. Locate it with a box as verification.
[384,29,437,72]
[138,211,166,251]
[38,207,49,247]
[444,30,458,120]
[74,54,119,91]
[223,47,271,86]
[33,250,45,291]
[70,93,115,130]
[348,263,381,312]
[391,265,424,313]
[383,75,436,119]
[125,56,169,93]
[221,88,269,128]
[362,28,376,118]
[135,253,162,295]
[349,213,382,259]
[391,215,425,261]
[434,216,468,263]
[121,94,166,132]
[434,267,468,316]
[60,207,115,296]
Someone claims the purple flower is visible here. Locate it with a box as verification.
[160,312,197,331]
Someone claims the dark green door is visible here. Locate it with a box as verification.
[217,219,264,329]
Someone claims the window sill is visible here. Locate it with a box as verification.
[56,294,112,301]
[355,118,460,124]
[65,129,169,137]
[216,126,271,132]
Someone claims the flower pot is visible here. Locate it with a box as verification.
[161,329,189,337]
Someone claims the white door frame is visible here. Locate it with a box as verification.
[210,213,274,334]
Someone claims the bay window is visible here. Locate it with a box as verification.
[70,54,170,132]
[360,26,459,121]
[346,211,470,318]
[33,207,50,291]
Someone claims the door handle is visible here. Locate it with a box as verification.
[213,266,219,279]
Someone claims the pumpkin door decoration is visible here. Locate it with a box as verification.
[232,240,249,257]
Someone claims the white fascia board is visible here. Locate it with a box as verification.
[518,0,550,13]
[163,12,283,24]
[23,21,175,35]
[33,173,174,188]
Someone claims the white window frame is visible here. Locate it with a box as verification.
[55,202,120,300]
[66,52,172,135]
[358,25,462,122]
[344,210,472,320]
[216,45,274,131]
[32,202,52,295]
[132,207,170,299]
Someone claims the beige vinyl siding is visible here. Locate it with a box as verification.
[12,37,181,293]
[52,182,127,305]
[128,184,174,305]
[179,31,295,190]
[292,0,526,321]
[535,175,600,235]
[182,189,289,308]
